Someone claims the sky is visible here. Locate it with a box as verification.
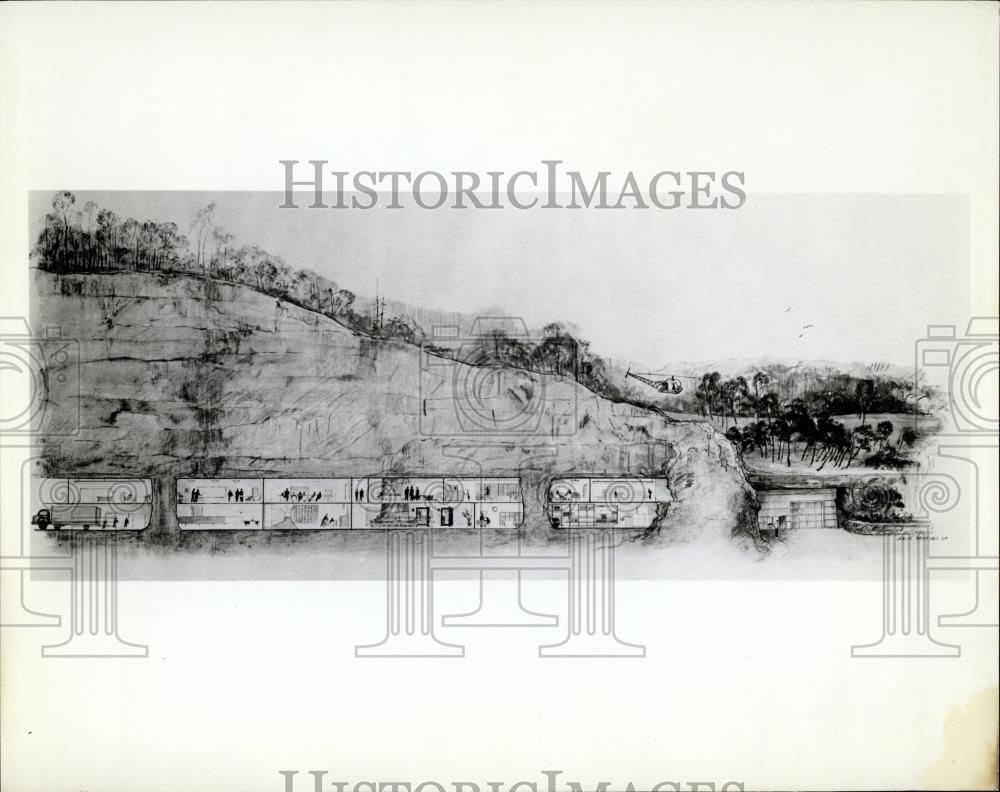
[30,190,970,368]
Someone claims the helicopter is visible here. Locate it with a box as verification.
[625,368,693,395]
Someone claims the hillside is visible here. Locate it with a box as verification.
[31,270,756,547]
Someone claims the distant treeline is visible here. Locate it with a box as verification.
[688,369,919,423]
[33,192,924,471]
[692,371,922,469]
[33,192,635,408]
[35,193,374,331]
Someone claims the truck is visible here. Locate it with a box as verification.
[31,504,101,531]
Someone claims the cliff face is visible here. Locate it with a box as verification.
[31,271,755,544]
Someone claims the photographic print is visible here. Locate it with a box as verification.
[1,3,997,791]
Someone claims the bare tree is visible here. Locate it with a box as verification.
[190,202,217,272]
[52,191,76,262]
